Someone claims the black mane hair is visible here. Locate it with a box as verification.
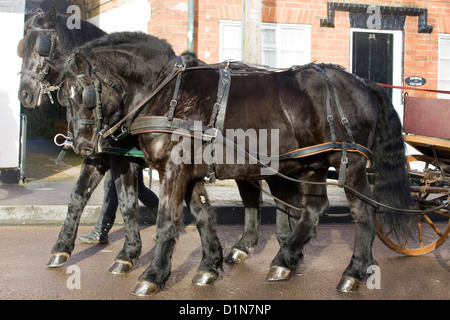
[74,31,176,61]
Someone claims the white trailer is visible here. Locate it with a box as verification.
[0,0,26,183]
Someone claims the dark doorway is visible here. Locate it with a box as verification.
[352,31,393,99]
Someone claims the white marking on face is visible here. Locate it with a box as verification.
[70,86,76,99]
[153,140,164,154]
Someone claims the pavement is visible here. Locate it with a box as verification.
[0,137,351,225]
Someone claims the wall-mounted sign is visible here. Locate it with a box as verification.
[405,76,426,87]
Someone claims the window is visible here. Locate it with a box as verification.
[219,21,311,68]
[438,34,450,99]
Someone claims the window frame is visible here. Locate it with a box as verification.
[219,20,312,68]
[438,33,450,99]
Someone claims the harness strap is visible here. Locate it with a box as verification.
[338,141,348,187]
[277,141,372,161]
[205,65,232,181]
[101,61,184,139]
[209,65,231,130]
[167,72,182,123]
[129,116,373,161]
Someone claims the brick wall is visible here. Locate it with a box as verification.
[82,0,450,98]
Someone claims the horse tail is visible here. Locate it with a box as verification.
[365,79,415,238]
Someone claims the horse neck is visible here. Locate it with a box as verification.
[56,16,106,55]
[87,49,178,115]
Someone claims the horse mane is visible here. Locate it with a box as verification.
[75,31,176,61]
[55,16,107,54]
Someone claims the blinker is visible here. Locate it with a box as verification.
[82,85,98,109]
[57,89,69,107]
[17,39,24,58]
[35,35,51,57]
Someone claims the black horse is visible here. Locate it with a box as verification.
[17,8,158,274]
[59,32,415,296]
[18,9,298,275]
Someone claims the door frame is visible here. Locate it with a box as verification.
[350,28,404,121]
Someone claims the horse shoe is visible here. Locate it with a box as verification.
[336,275,362,292]
[266,265,291,281]
[46,252,70,268]
[191,270,218,286]
[224,248,248,264]
[107,260,133,275]
[131,280,161,297]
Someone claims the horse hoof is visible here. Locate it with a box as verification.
[225,248,248,264]
[192,271,218,286]
[266,266,291,281]
[131,280,160,297]
[336,275,362,292]
[107,260,133,275]
[46,252,70,268]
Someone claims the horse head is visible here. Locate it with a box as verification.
[59,52,124,156]
[18,6,106,109]
[18,7,60,108]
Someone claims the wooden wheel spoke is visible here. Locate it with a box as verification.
[417,216,424,248]
[377,155,450,255]
[423,214,443,237]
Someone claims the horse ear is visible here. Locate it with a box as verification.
[69,53,92,75]
[41,6,58,28]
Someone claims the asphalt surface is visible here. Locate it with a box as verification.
[0,138,449,304]
[0,224,448,302]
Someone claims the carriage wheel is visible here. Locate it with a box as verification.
[375,155,450,255]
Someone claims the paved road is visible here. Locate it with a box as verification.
[1,224,448,301]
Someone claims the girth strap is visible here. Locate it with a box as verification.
[209,66,231,131]
[206,65,232,181]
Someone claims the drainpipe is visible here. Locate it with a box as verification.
[187,0,195,52]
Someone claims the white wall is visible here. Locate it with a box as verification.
[0,1,25,168]
[88,0,150,33]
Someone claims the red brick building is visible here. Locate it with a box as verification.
[73,0,449,107]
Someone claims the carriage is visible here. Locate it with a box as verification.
[375,93,450,255]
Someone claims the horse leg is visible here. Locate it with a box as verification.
[131,168,186,296]
[107,155,142,275]
[185,181,223,286]
[267,169,329,281]
[335,155,378,292]
[267,177,302,245]
[47,155,109,267]
[79,170,118,244]
[225,180,261,263]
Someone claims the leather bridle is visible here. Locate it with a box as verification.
[19,10,59,104]
[63,54,123,153]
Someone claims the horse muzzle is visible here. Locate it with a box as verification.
[18,89,35,108]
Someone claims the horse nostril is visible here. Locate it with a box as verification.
[80,148,94,156]
[21,91,33,104]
